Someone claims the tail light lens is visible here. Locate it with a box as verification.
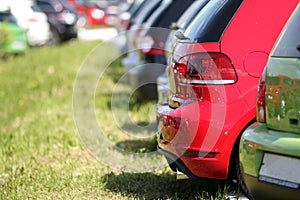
[256,67,267,122]
[174,53,237,85]
[91,9,104,20]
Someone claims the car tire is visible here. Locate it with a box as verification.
[48,28,61,45]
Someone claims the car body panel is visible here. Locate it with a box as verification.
[221,0,298,113]
[240,123,300,199]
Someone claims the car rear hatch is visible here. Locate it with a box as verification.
[265,6,300,133]
[168,0,243,108]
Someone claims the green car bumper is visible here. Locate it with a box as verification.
[240,122,300,199]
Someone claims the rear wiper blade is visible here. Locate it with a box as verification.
[175,30,190,40]
[297,44,300,52]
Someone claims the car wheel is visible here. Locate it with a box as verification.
[228,136,252,199]
[236,151,252,200]
[48,28,61,45]
[165,157,177,172]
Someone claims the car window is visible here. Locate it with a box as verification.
[184,0,243,42]
[143,0,172,28]
[0,13,17,24]
[131,0,161,25]
[154,0,194,28]
[31,5,43,13]
[37,0,63,13]
[128,0,145,16]
[272,5,300,58]
[176,0,209,29]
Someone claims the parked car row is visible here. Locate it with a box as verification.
[114,0,300,199]
[0,0,132,57]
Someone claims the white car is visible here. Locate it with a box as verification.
[9,0,51,46]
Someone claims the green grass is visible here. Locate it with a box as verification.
[0,40,231,199]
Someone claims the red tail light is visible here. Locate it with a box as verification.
[27,18,38,22]
[256,67,267,122]
[174,53,237,85]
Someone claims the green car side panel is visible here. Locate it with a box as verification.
[265,57,300,133]
[0,22,27,54]
[240,122,300,177]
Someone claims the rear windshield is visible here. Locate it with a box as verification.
[131,0,161,25]
[128,0,145,16]
[183,0,243,42]
[272,5,300,58]
[0,13,17,24]
[153,0,195,28]
[176,0,209,29]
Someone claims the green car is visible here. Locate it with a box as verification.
[0,10,27,56]
[239,4,300,200]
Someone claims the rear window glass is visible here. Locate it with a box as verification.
[176,0,209,29]
[131,0,161,24]
[128,0,145,16]
[153,0,194,28]
[184,0,243,42]
[0,13,17,24]
[272,5,300,58]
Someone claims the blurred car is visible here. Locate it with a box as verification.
[127,0,195,100]
[239,4,300,200]
[156,0,298,191]
[36,0,78,44]
[115,0,145,33]
[121,0,163,69]
[9,1,51,46]
[67,0,108,27]
[0,9,27,56]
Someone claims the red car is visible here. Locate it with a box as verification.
[157,0,299,185]
[67,0,107,27]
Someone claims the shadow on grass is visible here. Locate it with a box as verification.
[115,137,157,153]
[121,121,157,135]
[102,172,227,200]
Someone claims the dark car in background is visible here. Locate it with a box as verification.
[36,0,78,44]
[116,0,145,33]
[156,0,298,196]
[239,4,300,200]
[67,0,107,27]
[127,0,194,100]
